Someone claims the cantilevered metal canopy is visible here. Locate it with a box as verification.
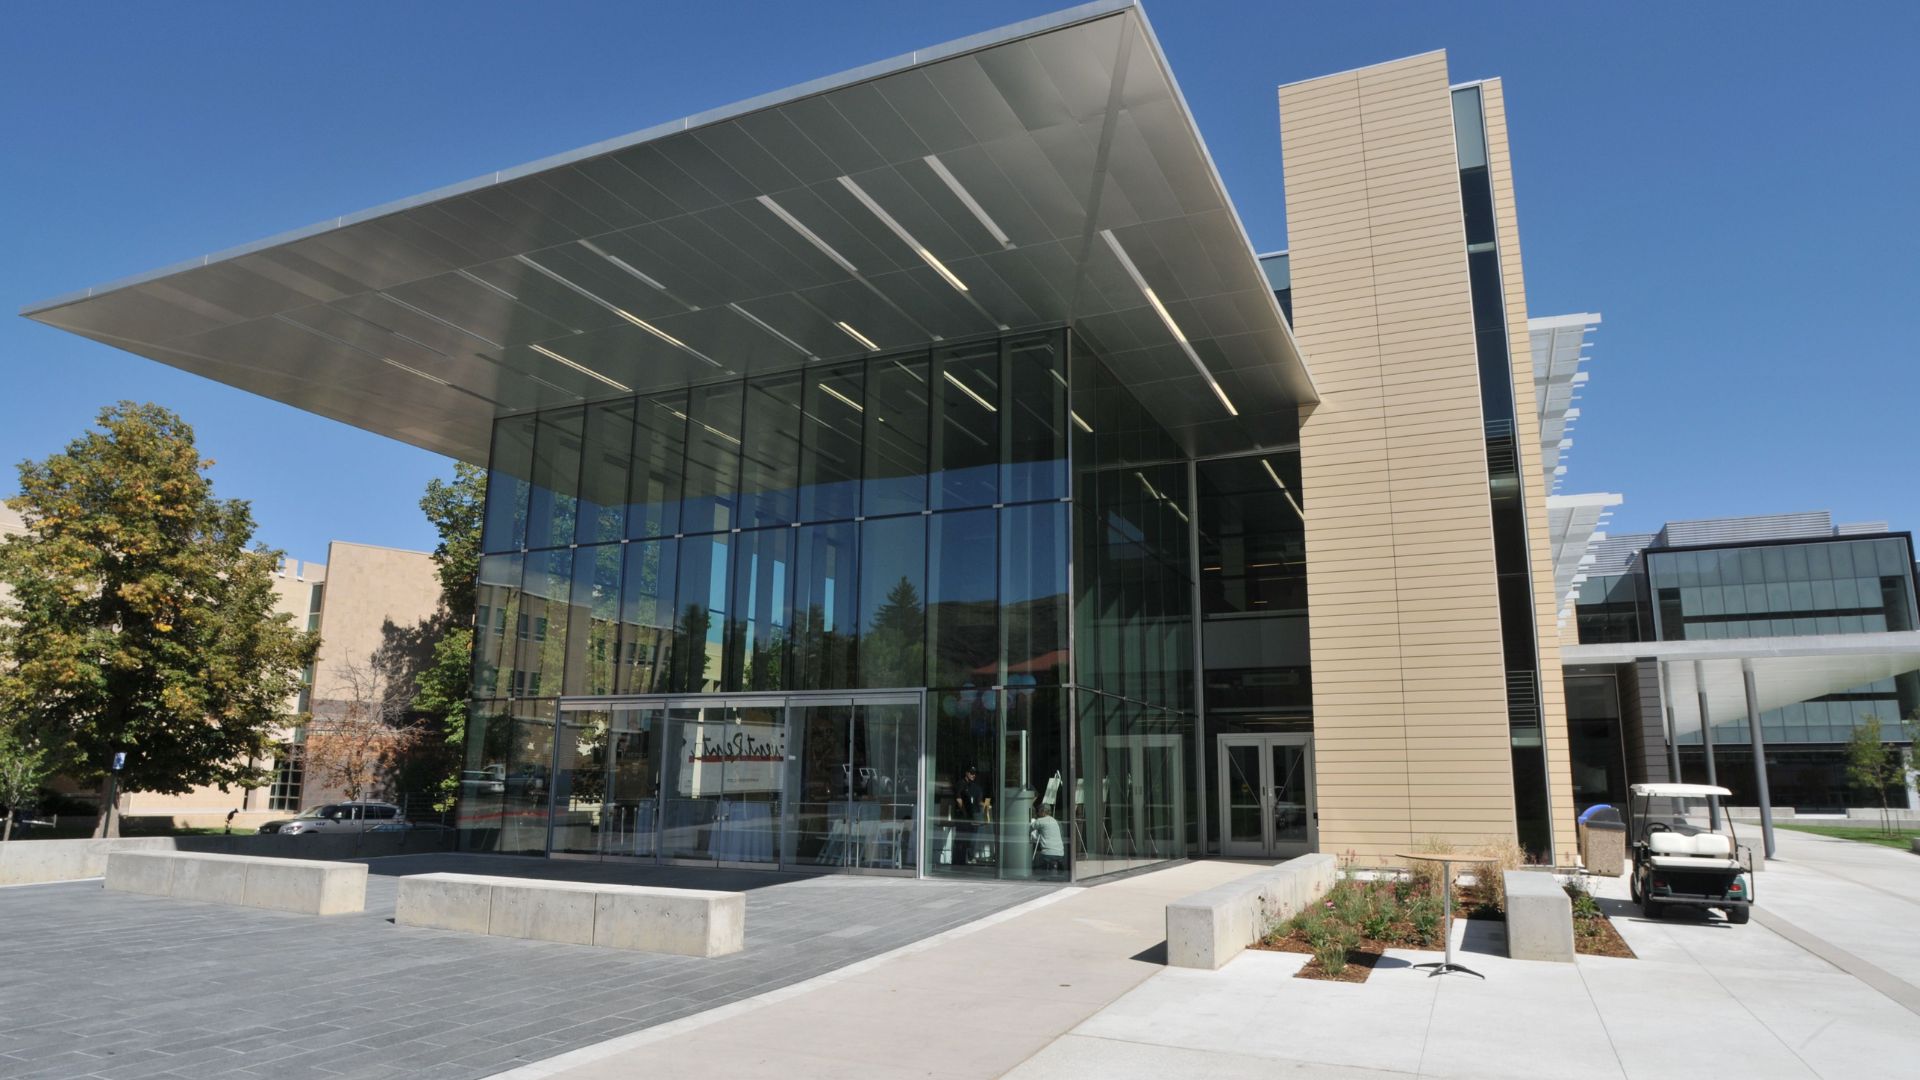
[21,0,1314,463]
[1565,633,1920,732]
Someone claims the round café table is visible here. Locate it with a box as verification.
[1396,852,1489,979]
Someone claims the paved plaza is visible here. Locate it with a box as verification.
[5,833,1919,1080]
[1007,828,1920,1080]
[0,854,1054,1080]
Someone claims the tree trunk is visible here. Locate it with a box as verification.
[92,794,122,838]
[3,812,12,843]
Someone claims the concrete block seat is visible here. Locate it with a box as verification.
[1166,853,1339,970]
[395,872,744,957]
[104,850,367,915]
[1503,870,1574,963]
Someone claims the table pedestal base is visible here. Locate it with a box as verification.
[1412,960,1484,979]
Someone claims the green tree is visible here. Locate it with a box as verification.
[1843,717,1906,834]
[413,463,485,810]
[0,721,55,842]
[0,402,317,836]
[861,578,926,686]
[419,463,485,618]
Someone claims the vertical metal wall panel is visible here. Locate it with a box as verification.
[1481,79,1578,859]
[1280,52,1515,860]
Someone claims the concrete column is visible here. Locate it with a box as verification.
[1742,662,1776,860]
[1694,660,1720,830]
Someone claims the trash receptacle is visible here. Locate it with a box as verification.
[1577,804,1626,876]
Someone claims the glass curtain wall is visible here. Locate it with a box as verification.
[464,330,1075,881]
[1069,334,1197,878]
[1196,452,1310,850]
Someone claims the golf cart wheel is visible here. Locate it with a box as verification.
[1629,868,1642,903]
[1728,906,1750,925]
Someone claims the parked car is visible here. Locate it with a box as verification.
[461,768,507,796]
[267,802,407,836]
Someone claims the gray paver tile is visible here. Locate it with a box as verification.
[0,854,1049,1080]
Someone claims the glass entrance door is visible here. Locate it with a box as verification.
[1217,734,1315,858]
[786,696,920,875]
[661,699,786,866]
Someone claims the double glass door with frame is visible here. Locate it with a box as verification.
[548,693,919,874]
[1218,734,1316,858]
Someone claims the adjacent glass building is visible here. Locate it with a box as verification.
[1565,525,1920,811]
[456,329,1267,880]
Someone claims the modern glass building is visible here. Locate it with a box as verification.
[456,327,1220,880]
[1563,516,1920,812]
[23,2,1596,874]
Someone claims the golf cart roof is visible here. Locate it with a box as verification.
[1630,783,1733,798]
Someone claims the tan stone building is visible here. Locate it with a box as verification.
[121,542,442,828]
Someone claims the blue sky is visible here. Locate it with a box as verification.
[4,1,1915,562]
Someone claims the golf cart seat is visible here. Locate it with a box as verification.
[1648,831,1732,858]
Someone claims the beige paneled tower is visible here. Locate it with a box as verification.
[1280,51,1576,861]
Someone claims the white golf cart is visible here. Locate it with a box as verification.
[1627,783,1754,924]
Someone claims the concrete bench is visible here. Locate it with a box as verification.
[104,851,367,915]
[394,872,744,957]
[1504,870,1573,962]
[1166,853,1338,970]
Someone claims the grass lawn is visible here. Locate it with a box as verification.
[1775,822,1920,850]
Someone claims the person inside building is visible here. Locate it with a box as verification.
[1031,798,1065,873]
[952,764,987,866]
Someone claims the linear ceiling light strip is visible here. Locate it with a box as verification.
[515,254,721,369]
[727,302,816,360]
[924,154,1012,249]
[1099,229,1238,418]
[577,238,673,294]
[757,195,859,275]
[836,321,880,351]
[529,342,631,392]
[1261,458,1306,521]
[837,175,968,293]
[943,370,998,413]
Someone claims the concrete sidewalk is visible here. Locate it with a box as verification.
[493,860,1266,1080]
[1005,835,1920,1079]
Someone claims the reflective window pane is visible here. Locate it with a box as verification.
[928,508,998,688]
[799,362,864,523]
[456,700,511,850]
[931,341,1000,510]
[471,554,523,698]
[617,539,677,695]
[564,544,624,696]
[526,408,584,550]
[672,535,730,692]
[575,401,634,545]
[858,515,925,688]
[627,392,686,539]
[515,549,573,698]
[864,354,929,517]
[682,382,743,535]
[1003,332,1067,503]
[793,522,858,690]
[482,415,536,553]
[727,527,792,691]
[738,371,802,529]
[1002,502,1067,686]
[499,699,555,856]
